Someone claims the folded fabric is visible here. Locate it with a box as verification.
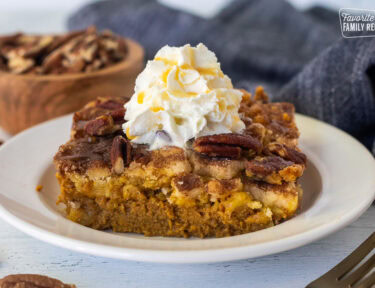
[68,0,338,92]
[68,0,375,154]
[274,37,375,153]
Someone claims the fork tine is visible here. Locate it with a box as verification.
[330,233,375,278]
[356,271,375,288]
[343,254,375,286]
[306,233,375,288]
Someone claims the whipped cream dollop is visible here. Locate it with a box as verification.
[123,43,245,150]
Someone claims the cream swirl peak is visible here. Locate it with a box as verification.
[123,43,245,150]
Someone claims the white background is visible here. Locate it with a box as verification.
[0,0,375,34]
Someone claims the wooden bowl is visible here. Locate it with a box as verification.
[0,38,144,134]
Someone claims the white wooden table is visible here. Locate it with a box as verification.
[0,194,373,287]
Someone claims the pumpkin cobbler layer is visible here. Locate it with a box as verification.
[54,87,306,238]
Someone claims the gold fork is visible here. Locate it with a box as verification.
[306,232,375,288]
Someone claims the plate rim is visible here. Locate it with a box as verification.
[0,113,374,264]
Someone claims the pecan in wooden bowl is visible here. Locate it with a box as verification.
[0,26,144,134]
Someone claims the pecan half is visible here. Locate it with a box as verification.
[41,49,64,73]
[246,155,304,184]
[194,144,242,159]
[0,274,76,288]
[110,108,126,123]
[111,135,132,174]
[193,133,262,159]
[85,59,102,72]
[63,58,86,73]
[7,56,34,74]
[23,36,54,58]
[46,31,86,54]
[97,99,124,110]
[247,156,293,177]
[171,174,203,198]
[84,115,118,136]
[265,142,306,165]
[71,98,126,139]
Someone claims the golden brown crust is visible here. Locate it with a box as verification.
[265,142,307,164]
[71,97,126,139]
[246,156,304,185]
[111,135,132,174]
[54,136,113,174]
[189,151,246,180]
[206,178,243,201]
[173,174,202,192]
[54,87,306,238]
[193,133,262,159]
[239,87,299,145]
[55,89,305,179]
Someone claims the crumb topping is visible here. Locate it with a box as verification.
[54,87,306,191]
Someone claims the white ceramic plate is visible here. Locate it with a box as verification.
[0,114,374,263]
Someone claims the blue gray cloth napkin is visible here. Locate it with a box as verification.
[68,0,375,155]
